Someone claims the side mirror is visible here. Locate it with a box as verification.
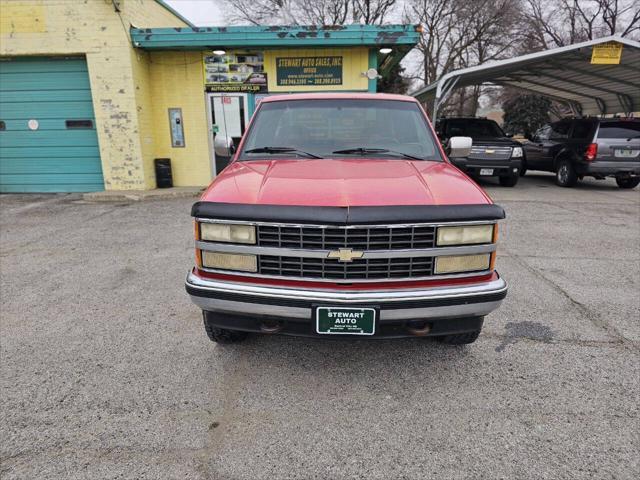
[214,135,235,157]
[448,136,472,158]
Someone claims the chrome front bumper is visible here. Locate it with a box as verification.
[185,270,508,322]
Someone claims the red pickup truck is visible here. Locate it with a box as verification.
[185,93,507,345]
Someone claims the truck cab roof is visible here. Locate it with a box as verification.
[259,92,420,103]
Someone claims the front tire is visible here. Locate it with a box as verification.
[203,313,249,343]
[519,160,527,177]
[499,174,519,187]
[555,159,578,187]
[435,329,481,345]
[616,177,640,189]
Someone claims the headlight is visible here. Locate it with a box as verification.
[512,147,523,158]
[434,254,490,274]
[437,224,493,246]
[200,223,256,244]
[202,251,257,272]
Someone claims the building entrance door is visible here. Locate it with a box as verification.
[207,93,249,174]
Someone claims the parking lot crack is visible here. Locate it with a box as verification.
[503,247,634,349]
[194,348,253,478]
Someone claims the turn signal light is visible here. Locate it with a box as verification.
[585,143,598,161]
[202,251,257,272]
[434,254,491,274]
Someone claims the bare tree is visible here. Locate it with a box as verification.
[222,0,399,25]
[405,0,520,114]
[405,0,520,84]
[297,0,351,24]
[591,0,640,37]
[221,0,294,25]
[352,0,397,24]
[519,0,640,50]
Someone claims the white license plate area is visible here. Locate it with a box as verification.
[479,168,494,176]
[614,149,639,158]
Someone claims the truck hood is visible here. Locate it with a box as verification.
[469,137,522,147]
[201,159,492,206]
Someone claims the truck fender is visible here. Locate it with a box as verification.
[553,148,576,170]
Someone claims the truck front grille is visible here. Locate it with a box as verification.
[257,225,436,250]
[469,146,512,160]
[259,255,434,280]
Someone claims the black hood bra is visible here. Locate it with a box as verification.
[192,202,506,225]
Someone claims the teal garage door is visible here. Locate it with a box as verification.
[0,57,104,192]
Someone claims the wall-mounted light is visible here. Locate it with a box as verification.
[379,47,393,54]
[212,49,226,56]
[363,68,380,80]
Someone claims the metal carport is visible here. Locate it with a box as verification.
[412,36,640,119]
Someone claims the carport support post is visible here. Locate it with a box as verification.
[432,77,459,119]
[432,79,443,119]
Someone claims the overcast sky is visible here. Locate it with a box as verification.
[166,0,224,25]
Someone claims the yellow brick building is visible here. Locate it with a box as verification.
[0,1,418,192]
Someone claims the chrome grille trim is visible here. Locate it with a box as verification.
[196,266,494,284]
[195,241,496,258]
[469,146,512,160]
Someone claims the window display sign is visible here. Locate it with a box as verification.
[203,52,267,92]
[276,56,343,87]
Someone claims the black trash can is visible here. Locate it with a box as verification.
[154,158,173,188]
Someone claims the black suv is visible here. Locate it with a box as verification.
[522,118,640,188]
[435,117,524,187]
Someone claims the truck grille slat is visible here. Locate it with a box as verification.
[257,225,436,251]
[259,255,434,280]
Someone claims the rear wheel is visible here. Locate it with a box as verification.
[203,312,249,343]
[435,329,481,345]
[499,174,519,187]
[555,159,578,187]
[616,177,640,189]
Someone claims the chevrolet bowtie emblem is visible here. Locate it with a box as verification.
[327,248,364,263]
[485,149,495,154]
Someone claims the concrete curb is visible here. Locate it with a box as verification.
[82,187,204,202]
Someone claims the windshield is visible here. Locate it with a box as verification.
[445,119,505,138]
[239,99,443,161]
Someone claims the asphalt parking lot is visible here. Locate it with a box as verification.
[1,173,639,479]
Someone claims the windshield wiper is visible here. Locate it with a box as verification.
[244,146,323,159]
[332,147,424,161]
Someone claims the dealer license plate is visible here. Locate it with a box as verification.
[316,307,376,335]
[614,149,638,158]
[479,168,494,176]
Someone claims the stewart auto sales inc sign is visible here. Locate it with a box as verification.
[276,56,343,86]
